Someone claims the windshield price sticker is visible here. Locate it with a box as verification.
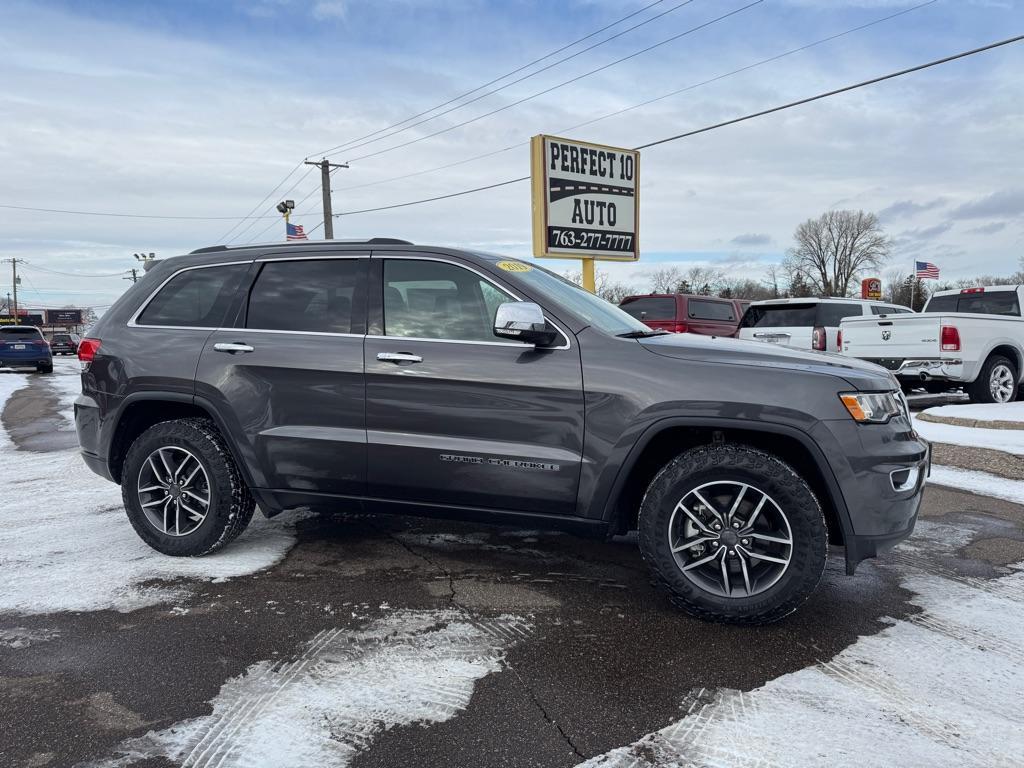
[531,134,640,262]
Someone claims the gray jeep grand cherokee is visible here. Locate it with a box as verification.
[74,240,928,624]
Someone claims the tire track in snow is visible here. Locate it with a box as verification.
[578,521,1024,768]
[88,610,532,768]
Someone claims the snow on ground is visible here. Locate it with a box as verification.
[90,610,532,768]
[913,413,1024,455]
[929,465,1024,506]
[923,401,1024,424]
[0,360,297,615]
[578,520,1024,768]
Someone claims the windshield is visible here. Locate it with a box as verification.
[494,260,651,336]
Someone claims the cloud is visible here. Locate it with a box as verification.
[878,198,947,221]
[312,1,348,20]
[965,221,1007,236]
[730,233,771,246]
[949,189,1024,220]
[897,222,954,241]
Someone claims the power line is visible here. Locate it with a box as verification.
[216,160,307,242]
[314,0,696,158]
[335,1,763,165]
[23,263,130,278]
[0,203,283,221]
[329,34,1023,219]
[332,1,936,197]
[310,0,672,157]
[226,165,317,243]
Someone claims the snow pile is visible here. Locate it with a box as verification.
[0,361,297,615]
[923,401,1024,424]
[929,465,1024,505]
[92,610,531,768]
[578,521,1024,768]
[913,413,1024,455]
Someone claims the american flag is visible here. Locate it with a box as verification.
[915,261,940,279]
[286,222,308,241]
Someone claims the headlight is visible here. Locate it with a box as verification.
[839,391,903,423]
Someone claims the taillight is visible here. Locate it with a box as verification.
[837,329,843,349]
[940,325,960,352]
[78,338,102,362]
[812,326,826,351]
[673,322,689,333]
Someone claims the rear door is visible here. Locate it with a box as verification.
[684,297,739,336]
[618,296,677,332]
[195,254,369,497]
[738,303,818,348]
[364,254,584,515]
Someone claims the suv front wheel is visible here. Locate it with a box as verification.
[121,418,256,556]
[638,444,827,625]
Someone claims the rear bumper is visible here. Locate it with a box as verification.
[0,357,51,367]
[866,357,966,382]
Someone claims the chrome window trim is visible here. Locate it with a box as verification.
[221,327,365,339]
[255,254,369,263]
[127,260,254,329]
[377,254,572,351]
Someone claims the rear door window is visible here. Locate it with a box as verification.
[619,296,675,321]
[739,304,817,328]
[816,303,863,326]
[246,258,367,334]
[687,298,735,322]
[138,264,248,328]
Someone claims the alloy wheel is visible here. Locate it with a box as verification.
[990,364,1015,403]
[667,480,793,598]
[137,446,211,536]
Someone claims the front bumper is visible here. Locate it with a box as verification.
[813,417,929,574]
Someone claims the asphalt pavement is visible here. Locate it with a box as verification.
[1,366,1021,768]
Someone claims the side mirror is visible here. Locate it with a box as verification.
[493,302,558,347]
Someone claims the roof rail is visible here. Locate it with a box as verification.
[189,238,413,255]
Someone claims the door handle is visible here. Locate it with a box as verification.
[377,351,423,364]
[213,342,255,354]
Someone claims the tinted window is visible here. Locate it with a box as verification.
[740,304,816,328]
[52,334,73,342]
[619,296,675,321]
[816,303,863,326]
[247,259,365,334]
[138,264,247,328]
[924,292,1021,316]
[384,259,514,341]
[688,298,735,322]
[1,326,43,339]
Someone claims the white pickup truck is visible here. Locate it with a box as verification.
[840,285,1024,403]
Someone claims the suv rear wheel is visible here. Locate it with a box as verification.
[121,418,255,556]
[638,444,827,625]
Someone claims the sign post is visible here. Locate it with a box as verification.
[530,135,640,292]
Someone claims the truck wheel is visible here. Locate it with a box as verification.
[967,355,1018,404]
[638,444,827,625]
[121,418,256,556]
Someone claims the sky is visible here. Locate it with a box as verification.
[0,0,1021,310]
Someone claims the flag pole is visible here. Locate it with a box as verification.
[911,262,916,310]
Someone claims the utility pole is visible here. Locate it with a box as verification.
[3,258,24,324]
[124,269,139,284]
[304,158,348,239]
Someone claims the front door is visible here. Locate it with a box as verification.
[195,255,368,497]
[364,255,585,516]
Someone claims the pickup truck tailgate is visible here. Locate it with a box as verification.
[841,314,942,365]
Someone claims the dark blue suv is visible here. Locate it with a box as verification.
[1,325,53,373]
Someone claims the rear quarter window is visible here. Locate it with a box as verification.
[687,298,735,322]
[137,264,248,328]
[619,296,676,321]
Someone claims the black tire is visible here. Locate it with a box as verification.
[121,418,256,556]
[967,355,1018,404]
[36,362,53,373]
[638,444,827,625]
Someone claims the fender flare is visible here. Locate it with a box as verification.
[597,416,854,545]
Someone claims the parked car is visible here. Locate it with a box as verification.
[49,332,81,355]
[0,325,53,373]
[738,297,913,353]
[618,293,745,336]
[841,285,1024,403]
[74,240,927,624]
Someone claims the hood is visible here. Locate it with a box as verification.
[638,332,895,391]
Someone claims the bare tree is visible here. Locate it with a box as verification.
[683,266,725,296]
[562,269,637,304]
[648,267,682,294]
[785,210,890,297]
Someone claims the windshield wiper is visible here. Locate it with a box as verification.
[617,329,670,338]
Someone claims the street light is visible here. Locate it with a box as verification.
[133,252,158,271]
